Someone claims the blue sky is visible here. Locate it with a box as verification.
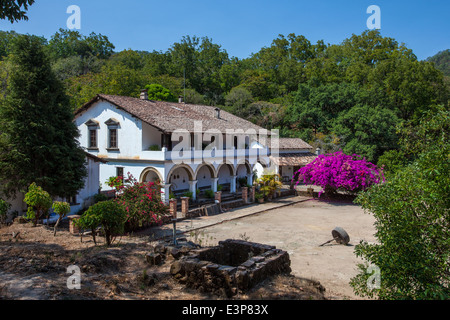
[0,0,448,60]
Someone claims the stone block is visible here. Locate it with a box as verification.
[146,252,163,266]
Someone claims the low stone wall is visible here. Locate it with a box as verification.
[221,199,245,210]
[170,239,291,297]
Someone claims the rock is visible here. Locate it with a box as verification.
[170,247,182,260]
[170,261,184,275]
[153,243,167,254]
[146,253,163,266]
[241,259,256,268]
[14,216,27,224]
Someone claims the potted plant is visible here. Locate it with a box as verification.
[257,172,282,202]
[255,192,264,203]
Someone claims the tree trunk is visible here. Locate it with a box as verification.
[105,229,111,246]
[53,216,62,236]
[91,227,97,245]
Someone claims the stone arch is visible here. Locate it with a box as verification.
[217,162,235,190]
[216,162,236,177]
[236,159,252,176]
[166,164,195,192]
[140,167,163,184]
[166,164,195,182]
[195,163,217,191]
[194,162,217,180]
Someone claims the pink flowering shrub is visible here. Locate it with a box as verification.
[113,173,168,231]
[294,151,384,195]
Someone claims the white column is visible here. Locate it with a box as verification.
[189,180,198,200]
[247,173,253,187]
[162,183,171,204]
[212,178,219,192]
[230,175,237,193]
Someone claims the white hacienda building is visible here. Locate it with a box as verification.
[3,90,317,218]
[74,90,277,204]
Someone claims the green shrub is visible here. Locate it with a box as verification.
[183,191,193,198]
[204,190,215,199]
[93,193,108,203]
[24,183,52,227]
[237,177,248,188]
[76,201,126,246]
[148,145,161,151]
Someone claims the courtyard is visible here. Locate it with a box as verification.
[0,195,376,300]
[145,195,377,300]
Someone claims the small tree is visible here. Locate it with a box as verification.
[76,200,126,246]
[52,201,70,236]
[24,182,52,227]
[294,151,384,196]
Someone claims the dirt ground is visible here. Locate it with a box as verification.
[0,198,375,300]
[0,218,326,300]
[197,199,377,300]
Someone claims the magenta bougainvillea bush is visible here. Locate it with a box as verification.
[294,151,384,195]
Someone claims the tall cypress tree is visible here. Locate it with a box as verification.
[0,34,86,199]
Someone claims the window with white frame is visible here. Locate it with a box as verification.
[85,119,99,149]
[105,118,120,150]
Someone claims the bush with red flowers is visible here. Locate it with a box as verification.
[111,173,168,231]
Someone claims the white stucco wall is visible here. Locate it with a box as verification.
[69,156,101,215]
[5,192,26,216]
[75,101,144,159]
[168,167,190,191]
[99,161,165,192]
[142,122,162,151]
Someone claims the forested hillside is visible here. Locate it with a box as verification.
[0,29,448,164]
[427,49,450,76]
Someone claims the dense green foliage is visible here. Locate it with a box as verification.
[0,29,447,165]
[76,200,126,246]
[145,83,177,102]
[0,198,11,224]
[350,107,450,299]
[427,49,450,77]
[0,34,87,199]
[0,0,34,23]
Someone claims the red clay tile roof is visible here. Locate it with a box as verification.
[270,152,317,166]
[75,94,271,134]
[272,138,313,150]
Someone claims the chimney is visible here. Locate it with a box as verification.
[316,147,321,156]
[140,89,148,100]
[215,107,221,119]
[178,95,184,104]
